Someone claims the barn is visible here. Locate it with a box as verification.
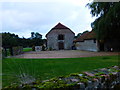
[74,30,99,52]
[46,22,75,50]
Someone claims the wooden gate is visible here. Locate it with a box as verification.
[58,42,64,50]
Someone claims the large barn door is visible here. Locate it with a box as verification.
[58,42,64,50]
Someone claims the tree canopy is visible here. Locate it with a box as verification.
[31,32,42,39]
[87,2,120,40]
[2,32,19,47]
[2,32,45,47]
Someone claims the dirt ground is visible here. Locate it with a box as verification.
[13,50,119,58]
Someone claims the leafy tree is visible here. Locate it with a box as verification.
[87,2,115,17]
[75,33,82,38]
[31,32,42,39]
[87,2,120,40]
[31,32,35,38]
[2,32,19,47]
[35,32,42,39]
[2,32,44,48]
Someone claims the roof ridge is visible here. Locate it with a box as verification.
[51,22,70,30]
[46,22,75,37]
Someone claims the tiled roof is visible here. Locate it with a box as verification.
[74,30,96,42]
[46,22,75,37]
[85,30,96,39]
[51,22,70,30]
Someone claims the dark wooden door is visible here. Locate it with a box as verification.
[58,42,64,50]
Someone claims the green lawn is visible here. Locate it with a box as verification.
[2,55,119,87]
[23,48,32,52]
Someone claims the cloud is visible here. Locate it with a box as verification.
[1,0,96,38]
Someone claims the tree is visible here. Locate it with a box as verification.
[2,32,19,47]
[35,32,42,39]
[87,2,120,40]
[31,32,35,38]
[87,2,116,17]
[75,33,82,38]
[2,32,44,48]
[31,32,42,39]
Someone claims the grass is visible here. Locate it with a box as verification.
[5,49,11,56]
[23,48,32,52]
[2,55,119,87]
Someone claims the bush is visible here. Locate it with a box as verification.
[32,46,35,51]
[12,46,23,55]
[42,45,45,51]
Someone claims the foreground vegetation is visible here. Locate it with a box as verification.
[2,55,119,87]
[3,66,120,89]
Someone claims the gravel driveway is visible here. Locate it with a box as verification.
[13,50,119,58]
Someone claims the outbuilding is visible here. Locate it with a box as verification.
[46,22,75,50]
[74,30,99,52]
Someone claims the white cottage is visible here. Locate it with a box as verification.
[46,23,75,50]
[74,30,99,52]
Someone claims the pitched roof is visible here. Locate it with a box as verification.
[85,30,96,39]
[74,30,96,42]
[51,22,70,30]
[46,22,75,37]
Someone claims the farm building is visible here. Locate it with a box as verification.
[46,22,75,50]
[74,30,99,52]
[74,30,120,52]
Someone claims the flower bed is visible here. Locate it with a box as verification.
[2,66,120,89]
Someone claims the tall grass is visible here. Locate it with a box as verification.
[2,55,119,87]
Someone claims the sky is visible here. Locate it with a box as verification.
[0,0,96,39]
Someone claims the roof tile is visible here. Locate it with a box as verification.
[51,22,70,30]
[74,30,96,42]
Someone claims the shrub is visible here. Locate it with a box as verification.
[49,47,52,51]
[12,46,23,55]
[32,46,35,51]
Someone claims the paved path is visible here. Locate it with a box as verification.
[13,50,119,58]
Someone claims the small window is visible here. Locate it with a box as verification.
[58,34,64,40]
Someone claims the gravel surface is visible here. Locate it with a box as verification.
[13,50,119,58]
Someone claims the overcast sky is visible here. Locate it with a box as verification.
[0,0,96,39]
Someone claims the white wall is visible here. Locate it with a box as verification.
[47,29,75,50]
[76,40,99,52]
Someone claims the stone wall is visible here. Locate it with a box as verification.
[2,66,120,89]
[75,39,99,52]
[47,29,75,50]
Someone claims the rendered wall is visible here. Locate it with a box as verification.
[47,29,75,50]
[76,40,99,52]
